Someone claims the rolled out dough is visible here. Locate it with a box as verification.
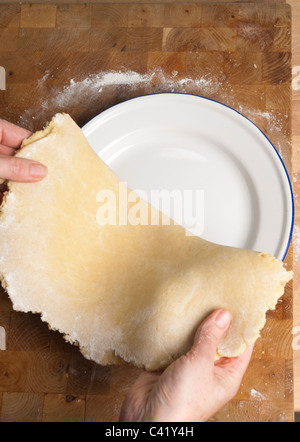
[0,114,293,370]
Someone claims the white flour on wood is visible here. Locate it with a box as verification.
[18,69,289,160]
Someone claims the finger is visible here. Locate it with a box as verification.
[216,344,254,376]
[214,344,254,397]
[0,120,32,149]
[189,309,232,366]
[0,144,16,156]
[0,155,48,182]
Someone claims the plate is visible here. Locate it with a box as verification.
[82,93,294,260]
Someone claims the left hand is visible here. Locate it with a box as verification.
[0,119,47,202]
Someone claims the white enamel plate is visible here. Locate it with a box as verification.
[82,93,294,260]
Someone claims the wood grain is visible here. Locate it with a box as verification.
[290,0,300,412]
[0,2,294,422]
[20,4,57,28]
[0,0,288,3]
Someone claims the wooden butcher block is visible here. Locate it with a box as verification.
[0,2,293,422]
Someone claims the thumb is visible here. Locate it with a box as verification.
[189,309,232,365]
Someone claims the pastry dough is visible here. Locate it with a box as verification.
[0,114,293,370]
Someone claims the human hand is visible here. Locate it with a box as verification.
[0,119,47,201]
[119,309,254,422]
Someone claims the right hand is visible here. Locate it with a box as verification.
[120,309,254,422]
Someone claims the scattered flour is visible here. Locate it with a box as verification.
[250,388,266,401]
[18,69,217,129]
[44,69,217,109]
[18,68,289,160]
[293,224,300,265]
[53,70,157,108]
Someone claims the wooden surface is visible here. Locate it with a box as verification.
[290,0,300,412]
[0,2,294,422]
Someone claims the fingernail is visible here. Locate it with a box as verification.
[30,163,47,178]
[215,310,231,329]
